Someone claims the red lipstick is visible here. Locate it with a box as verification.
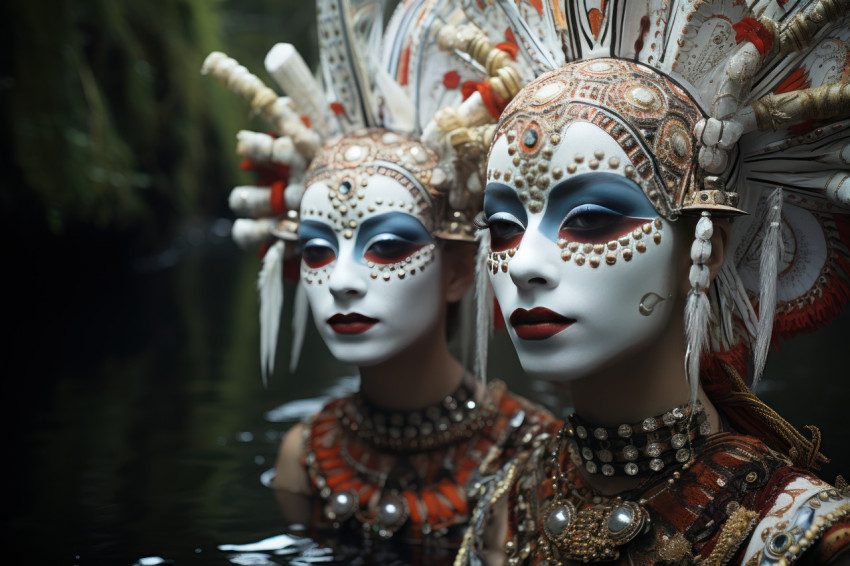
[327,313,379,335]
[509,308,574,340]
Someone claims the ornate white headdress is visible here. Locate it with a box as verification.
[467,0,850,395]
[202,0,524,381]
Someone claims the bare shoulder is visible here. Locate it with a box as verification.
[271,422,312,494]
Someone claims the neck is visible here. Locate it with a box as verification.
[563,315,721,494]
[358,321,464,411]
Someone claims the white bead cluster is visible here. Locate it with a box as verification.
[689,212,714,293]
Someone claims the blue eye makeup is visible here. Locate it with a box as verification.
[355,212,433,265]
[539,173,657,243]
[484,183,529,251]
[299,220,339,268]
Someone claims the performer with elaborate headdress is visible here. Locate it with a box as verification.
[202,0,551,551]
[456,0,850,564]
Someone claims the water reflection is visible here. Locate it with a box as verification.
[10,220,850,565]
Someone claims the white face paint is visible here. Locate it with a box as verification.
[299,175,443,367]
[484,122,680,381]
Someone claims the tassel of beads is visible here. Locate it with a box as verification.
[685,212,714,403]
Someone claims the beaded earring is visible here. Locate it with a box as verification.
[684,212,713,402]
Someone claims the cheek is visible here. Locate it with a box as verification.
[363,243,437,281]
[558,218,664,268]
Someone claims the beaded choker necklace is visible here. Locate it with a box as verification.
[565,400,710,478]
[338,377,494,452]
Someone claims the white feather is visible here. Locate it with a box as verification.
[289,282,309,374]
[753,188,784,387]
[474,230,493,382]
[684,288,711,404]
[258,240,285,386]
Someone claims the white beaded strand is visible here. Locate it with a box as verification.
[684,212,713,403]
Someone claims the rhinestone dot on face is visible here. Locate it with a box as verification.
[624,462,638,476]
[623,445,639,461]
[642,418,658,432]
[618,424,633,438]
[646,443,662,458]
[649,458,664,472]
[676,448,691,463]
[601,464,615,477]
[594,427,608,440]
[575,425,588,439]
[671,433,687,449]
[581,447,594,460]
[585,461,598,474]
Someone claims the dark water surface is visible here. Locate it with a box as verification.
[6,221,849,565]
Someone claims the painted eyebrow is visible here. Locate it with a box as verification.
[354,211,432,255]
[538,172,657,235]
[298,220,338,245]
[484,183,529,225]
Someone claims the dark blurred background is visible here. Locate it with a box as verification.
[1,1,848,565]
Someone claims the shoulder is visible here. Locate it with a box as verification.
[271,395,350,494]
[271,422,312,494]
[739,470,850,565]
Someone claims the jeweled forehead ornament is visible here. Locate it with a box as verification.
[304,129,441,236]
[491,58,745,221]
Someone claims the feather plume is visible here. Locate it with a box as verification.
[258,240,285,386]
[685,288,711,404]
[289,282,310,374]
[474,230,493,382]
[753,188,784,387]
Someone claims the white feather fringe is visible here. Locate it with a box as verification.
[289,281,309,374]
[258,240,285,386]
[753,188,784,387]
[684,212,713,404]
[474,230,493,382]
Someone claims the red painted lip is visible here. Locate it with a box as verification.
[509,308,575,340]
[327,313,379,335]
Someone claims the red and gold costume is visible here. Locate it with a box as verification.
[301,377,552,544]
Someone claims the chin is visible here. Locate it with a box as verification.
[326,343,396,367]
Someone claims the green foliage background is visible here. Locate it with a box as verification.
[2,0,317,254]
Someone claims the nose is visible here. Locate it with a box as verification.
[328,255,368,300]
[508,228,561,290]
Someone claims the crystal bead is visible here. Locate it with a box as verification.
[594,427,608,440]
[607,505,634,534]
[662,412,676,426]
[544,504,573,536]
[575,425,587,439]
[581,447,594,460]
[649,458,664,471]
[676,448,691,462]
[671,433,687,449]
[598,449,613,463]
[377,498,406,526]
[672,407,684,420]
[624,462,638,476]
[623,445,639,461]
[617,424,632,438]
[585,461,598,474]
[522,128,539,148]
[646,443,662,457]
[601,464,615,476]
[642,418,658,432]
